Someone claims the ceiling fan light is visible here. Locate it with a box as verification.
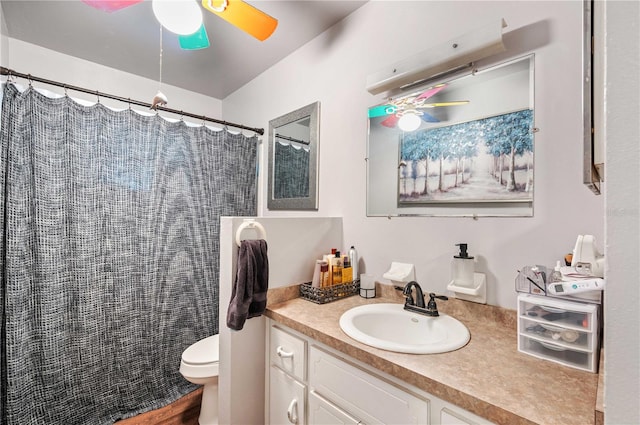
[179,24,210,50]
[152,0,203,35]
[398,113,422,132]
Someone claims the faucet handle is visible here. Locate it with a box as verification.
[429,293,448,301]
[426,293,448,317]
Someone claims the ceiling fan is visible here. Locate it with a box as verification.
[81,0,278,50]
[368,84,469,131]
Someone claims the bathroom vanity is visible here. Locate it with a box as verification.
[267,320,492,424]
[265,286,600,425]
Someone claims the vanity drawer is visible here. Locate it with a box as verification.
[270,324,307,381]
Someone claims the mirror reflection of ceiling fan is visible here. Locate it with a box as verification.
[81,0,278,50]
[368,84,469,131]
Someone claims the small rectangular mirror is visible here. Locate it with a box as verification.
[267,102,320,210]
[367,55,535,217]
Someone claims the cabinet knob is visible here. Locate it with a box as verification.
[276,345,294,359]
[287,399,298,424]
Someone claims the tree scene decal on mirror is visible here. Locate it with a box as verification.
[399,108,533,204]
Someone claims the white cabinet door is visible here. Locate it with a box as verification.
[309,345,429,424]
[437,405,495,425]
[441,409,476,425]
[308,391,360,425]
[270,365,306,425]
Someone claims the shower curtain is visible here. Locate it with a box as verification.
[0,84,257,424]
[273,141,309,199]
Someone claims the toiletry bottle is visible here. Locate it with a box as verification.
[342,256,353,283]
[320,261,330,288]
[327,248,337,285]
[311,259,322,288]
[332,251,343,285]
[349,246,358,280]
[451,243,475,288]
[323,254,331,285]
[551,260,563,283]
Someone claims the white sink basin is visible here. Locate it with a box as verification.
[339,303,470,354]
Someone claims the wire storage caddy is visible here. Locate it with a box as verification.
[300,279,360,304]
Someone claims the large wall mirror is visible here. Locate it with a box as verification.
[367,55,535,217]
[267,101,320,210]
[583,0,604,195]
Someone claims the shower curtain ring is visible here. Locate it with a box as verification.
[27,74,33,87]
[63,85,68,97]
[127,98,132,110]
[95,90,100,104]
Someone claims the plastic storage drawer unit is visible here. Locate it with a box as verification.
[517,294,600,372]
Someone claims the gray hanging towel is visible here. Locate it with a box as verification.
[227,239,269,330]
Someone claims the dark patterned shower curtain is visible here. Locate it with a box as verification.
[0,84,257,424]
[273,141,309,199]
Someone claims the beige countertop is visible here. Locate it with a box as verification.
[265,284,599,425]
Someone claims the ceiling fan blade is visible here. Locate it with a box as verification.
[420,113,439,123]
[418,101,470,108]
[81,0,143,13]
[202,0,278,41]
[368,104,397,118]
[179,24,211,50]
[415,84,447,101]
[381,115,400,128]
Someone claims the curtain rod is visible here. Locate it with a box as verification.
[0,66,264,136]
[275,133,309,146]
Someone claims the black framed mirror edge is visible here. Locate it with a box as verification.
[267,101,320,210]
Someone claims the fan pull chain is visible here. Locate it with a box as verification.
[151,24,168,110]
[159,24,163,91]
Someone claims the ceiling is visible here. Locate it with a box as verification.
[0,0,367,99]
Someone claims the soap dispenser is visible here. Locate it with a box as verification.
[451,243,475,288]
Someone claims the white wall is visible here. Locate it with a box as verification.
[603,1,640,423]
[3,38,222,120]
[223,1,604,309]
[219,217,342,424]
[0,6,7,66]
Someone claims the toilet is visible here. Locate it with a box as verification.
[179,335,220,425]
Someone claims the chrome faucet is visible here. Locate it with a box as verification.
[402,281,426,308]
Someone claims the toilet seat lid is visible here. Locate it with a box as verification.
[182,334,219,365]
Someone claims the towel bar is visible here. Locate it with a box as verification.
[235,219,267,246]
